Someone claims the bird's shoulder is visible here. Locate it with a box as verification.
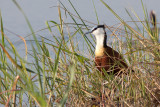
[104,46,122,57]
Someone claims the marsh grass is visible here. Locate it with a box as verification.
[0,0,160,106]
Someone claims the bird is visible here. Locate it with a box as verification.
[86,25,133,75]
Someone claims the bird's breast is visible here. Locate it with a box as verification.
[95,47,106,57]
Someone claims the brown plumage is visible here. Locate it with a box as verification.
[86,25,133,75]
[95,46,128,75]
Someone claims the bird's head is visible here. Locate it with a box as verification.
[85,25,107,56]
[86,25,106,36]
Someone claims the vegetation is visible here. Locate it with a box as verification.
[0,0,160,106]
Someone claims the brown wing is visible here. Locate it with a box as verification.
[95,46,128,75]
[106,46,128,68]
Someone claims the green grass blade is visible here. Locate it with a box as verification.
[92,0,99,24]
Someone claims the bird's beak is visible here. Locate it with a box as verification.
[85,31,92,35]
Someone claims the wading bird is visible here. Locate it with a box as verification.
[86,25,133,75]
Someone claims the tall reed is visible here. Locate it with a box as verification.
[0,0,159,106]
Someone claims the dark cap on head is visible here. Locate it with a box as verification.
[85,24,105,35]
[90,25,105,33]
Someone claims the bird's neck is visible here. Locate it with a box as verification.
[95,34,107,57]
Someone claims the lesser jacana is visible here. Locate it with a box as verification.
[86,25,132,75]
